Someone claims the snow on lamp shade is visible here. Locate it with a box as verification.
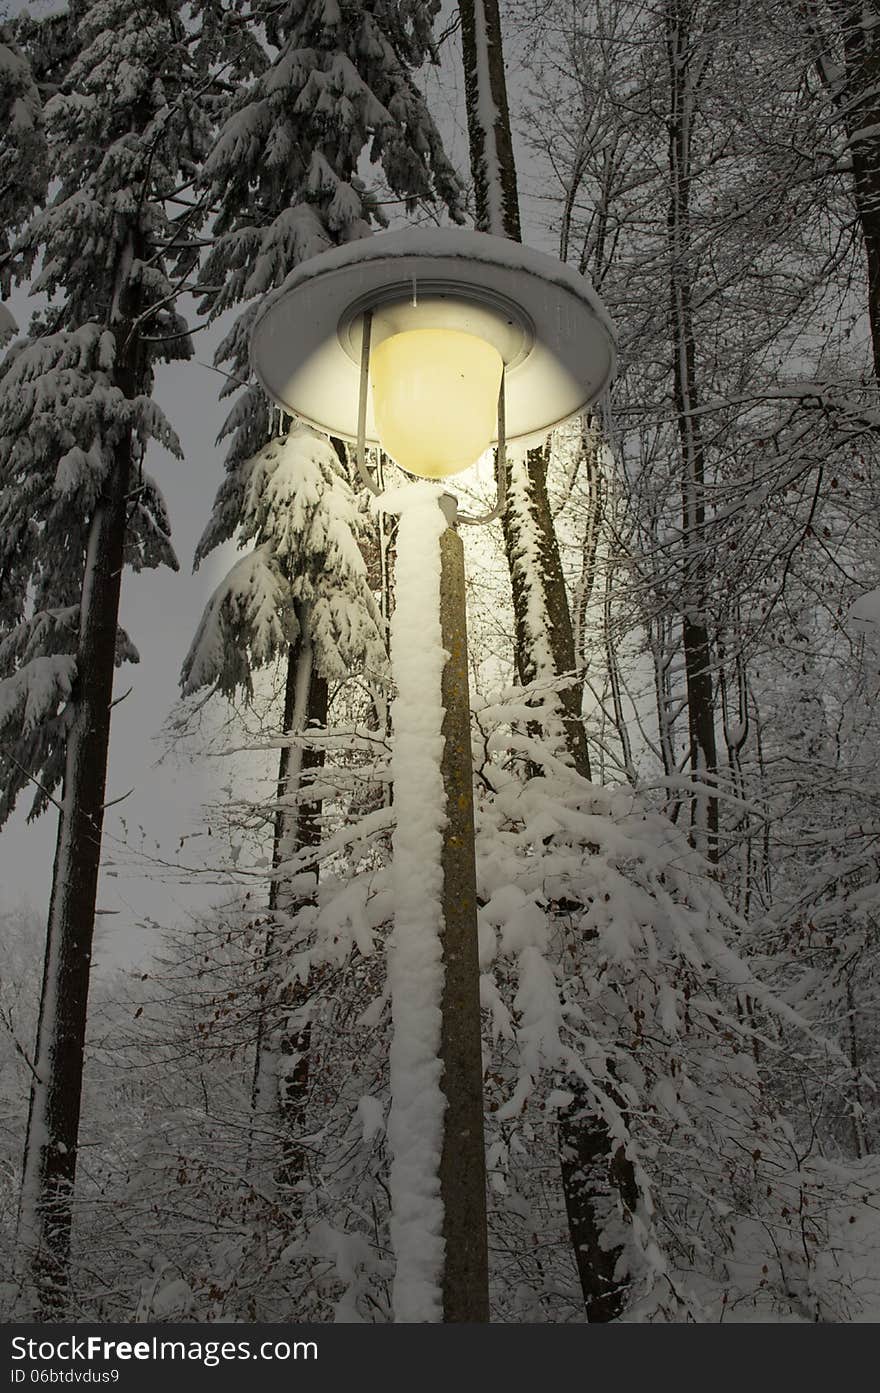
[370,329,503,478]
[250,227,617,459]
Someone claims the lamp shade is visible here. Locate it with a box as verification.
[371,328,503,478]
[250,229,616,457]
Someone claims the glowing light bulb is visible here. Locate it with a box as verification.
[370,328,503,479]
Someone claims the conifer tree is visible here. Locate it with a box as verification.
[189,0,463,1191]
[182,425,388,1187]
[1,0,204,1316]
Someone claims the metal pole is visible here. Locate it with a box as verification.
[355,310,381,496]
[437,493,489,1322]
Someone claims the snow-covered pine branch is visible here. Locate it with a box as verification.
[183,428,387,700]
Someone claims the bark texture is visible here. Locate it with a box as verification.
[438,516,489,1323]
[251,618,327,1198]
[501,444,591,778]
[825,0,880,379]
[558,1096,639,1321]
[18,251,142,1318]
[458,0,521,238]
[665,0,719,859]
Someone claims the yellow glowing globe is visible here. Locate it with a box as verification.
[370,328,504,479]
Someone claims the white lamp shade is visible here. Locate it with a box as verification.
[371,329,503,478]
[251,228,616,450]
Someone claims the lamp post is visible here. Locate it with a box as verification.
[251,228,615,1322]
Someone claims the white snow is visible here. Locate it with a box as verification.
[256,225,612,327]
[0,303,16,347]
[376,481,449,1323]
[184,428,387,698]
[0,655,77,737]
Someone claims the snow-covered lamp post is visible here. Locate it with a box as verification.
[250,229,615,1323]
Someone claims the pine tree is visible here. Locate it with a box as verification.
[2,0,205,1317]
[195,0,462,489]
[184,428,387,709]
[188,0,462,1199]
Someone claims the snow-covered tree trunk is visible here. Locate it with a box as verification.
[457,0,642,1319]
[251,614,328,1198]
[503,445,591,776]
[458,0,521,239]
[557,1095,639,1321]
[458,0,590,779]
[17,252,143,1317]
[437,511,489,1323]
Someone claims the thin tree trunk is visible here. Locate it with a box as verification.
[501,446,591,776]
[603,566,635,782]
[813,1,880,378]
[275,658,327,1195]
[846,976,868,1158]
[718,629,750,914]
[558,1095,639,1321]
[17,266,140,1317]
[250,613,327,1198]
[459,0,590,779]
[666,0,719,860]
[249,637,305,1125]
[457,0,636,1319]
[570,420,604,664]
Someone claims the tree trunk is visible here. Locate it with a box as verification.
[820,1,880,378]
[458,0,590,779]
[558,1095,639,1321]
[457,0,636,1319]
[250,615,327,1198]
[275,654,327,1195]
[665,0,719,860]
[458,0,521,239]
[17,295,139,1317]
[501,446,591,776]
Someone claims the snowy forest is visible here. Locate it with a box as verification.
[2,0,880,1325]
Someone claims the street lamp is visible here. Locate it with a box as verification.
[250,227,615,1323]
